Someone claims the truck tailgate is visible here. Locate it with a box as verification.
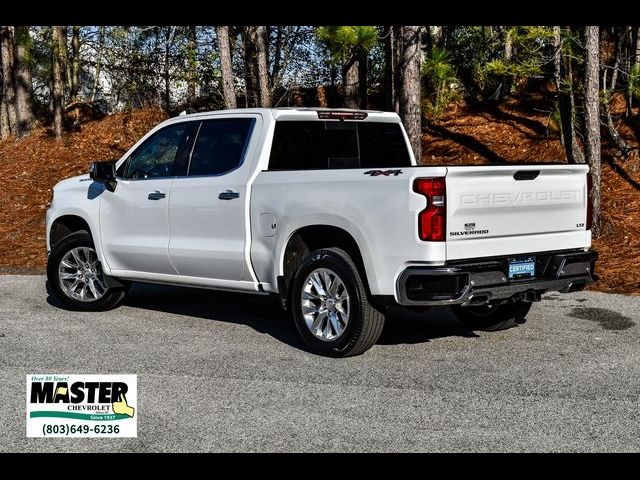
[445,164,590,260]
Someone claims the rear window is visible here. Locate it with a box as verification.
[268,121,411,170]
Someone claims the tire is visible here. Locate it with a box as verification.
[290,248,385,357]
[451,301,532,332]
[47,230,126,311]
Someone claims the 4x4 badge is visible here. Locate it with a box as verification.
[363,169,403,177]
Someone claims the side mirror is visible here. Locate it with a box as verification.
[89,162,117,192]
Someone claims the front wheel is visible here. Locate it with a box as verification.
[451,301,532,332]
[290,248,385,357]
[47,230,126,311]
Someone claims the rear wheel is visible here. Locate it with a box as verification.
[451,301,532,332]
[290,248,385,357]
[47,230,126,311]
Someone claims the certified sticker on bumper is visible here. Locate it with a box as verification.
[26,374,137,437]
[508,257,536,280]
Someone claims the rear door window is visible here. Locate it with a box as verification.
[268,121,326,170]
[187,118,255,176]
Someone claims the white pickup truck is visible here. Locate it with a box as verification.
[46,108,598,356]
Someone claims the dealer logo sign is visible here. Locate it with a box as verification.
[26,374,137,437]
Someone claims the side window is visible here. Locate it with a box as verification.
[122,123,191,180]
[269,121,326,170]
[187,118,255,176]
[115,158,128,177]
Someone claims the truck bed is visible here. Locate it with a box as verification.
[249,164,591,296]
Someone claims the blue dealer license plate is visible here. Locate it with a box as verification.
[508,257,536,280]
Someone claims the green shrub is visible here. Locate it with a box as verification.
[421,47,461,119]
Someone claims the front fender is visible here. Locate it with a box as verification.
[46,180,110,273]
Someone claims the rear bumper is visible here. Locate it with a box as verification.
[396,250,598,306]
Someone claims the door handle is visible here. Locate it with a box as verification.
[148,190,166,200]
[218,190,240,200]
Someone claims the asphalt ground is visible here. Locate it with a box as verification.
[1,275,639,452]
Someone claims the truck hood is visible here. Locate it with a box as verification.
[53,174,92,192]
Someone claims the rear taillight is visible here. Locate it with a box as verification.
[413,177,446,241]
[586,173,593,230]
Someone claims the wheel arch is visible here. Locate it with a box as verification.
[47,212,109,273]
[49,214,93,249]
[279,224,374,306]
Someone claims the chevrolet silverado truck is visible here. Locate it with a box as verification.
[46,108,598,356]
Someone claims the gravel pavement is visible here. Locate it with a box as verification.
[1,275,639,452]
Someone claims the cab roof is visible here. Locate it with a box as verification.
[174,107,401,123]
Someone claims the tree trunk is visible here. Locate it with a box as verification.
[271,26,282,84]
[584,26,601,236]
[164,27,173,110]
[70,26,80,102]
[342,55,359,109]
[242,26,259,108]
[552,26,562,93]
[502,28,513,100]
[0,60,8,138]
[51,26,66,139]
[442,26,452,49]
[424,26,433,56]
[0,26,17,137]
[602,27,631,156]
[186,25,197,106]
[91,26,104,102]
[392,26,402,113]
[383,25,395,111]
[558,27,584,163]
[357,49,368,109]
[552,26,564,147]
[0,94,8,139]
[215,26,236,109]
[60,26,70,93]
[635,25,640,71]
[629,26,640,112]
[399,26,422,163]
[13,26,34,136]
[254,26,270,107]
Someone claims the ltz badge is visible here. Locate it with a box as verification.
[26,374,137,437]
